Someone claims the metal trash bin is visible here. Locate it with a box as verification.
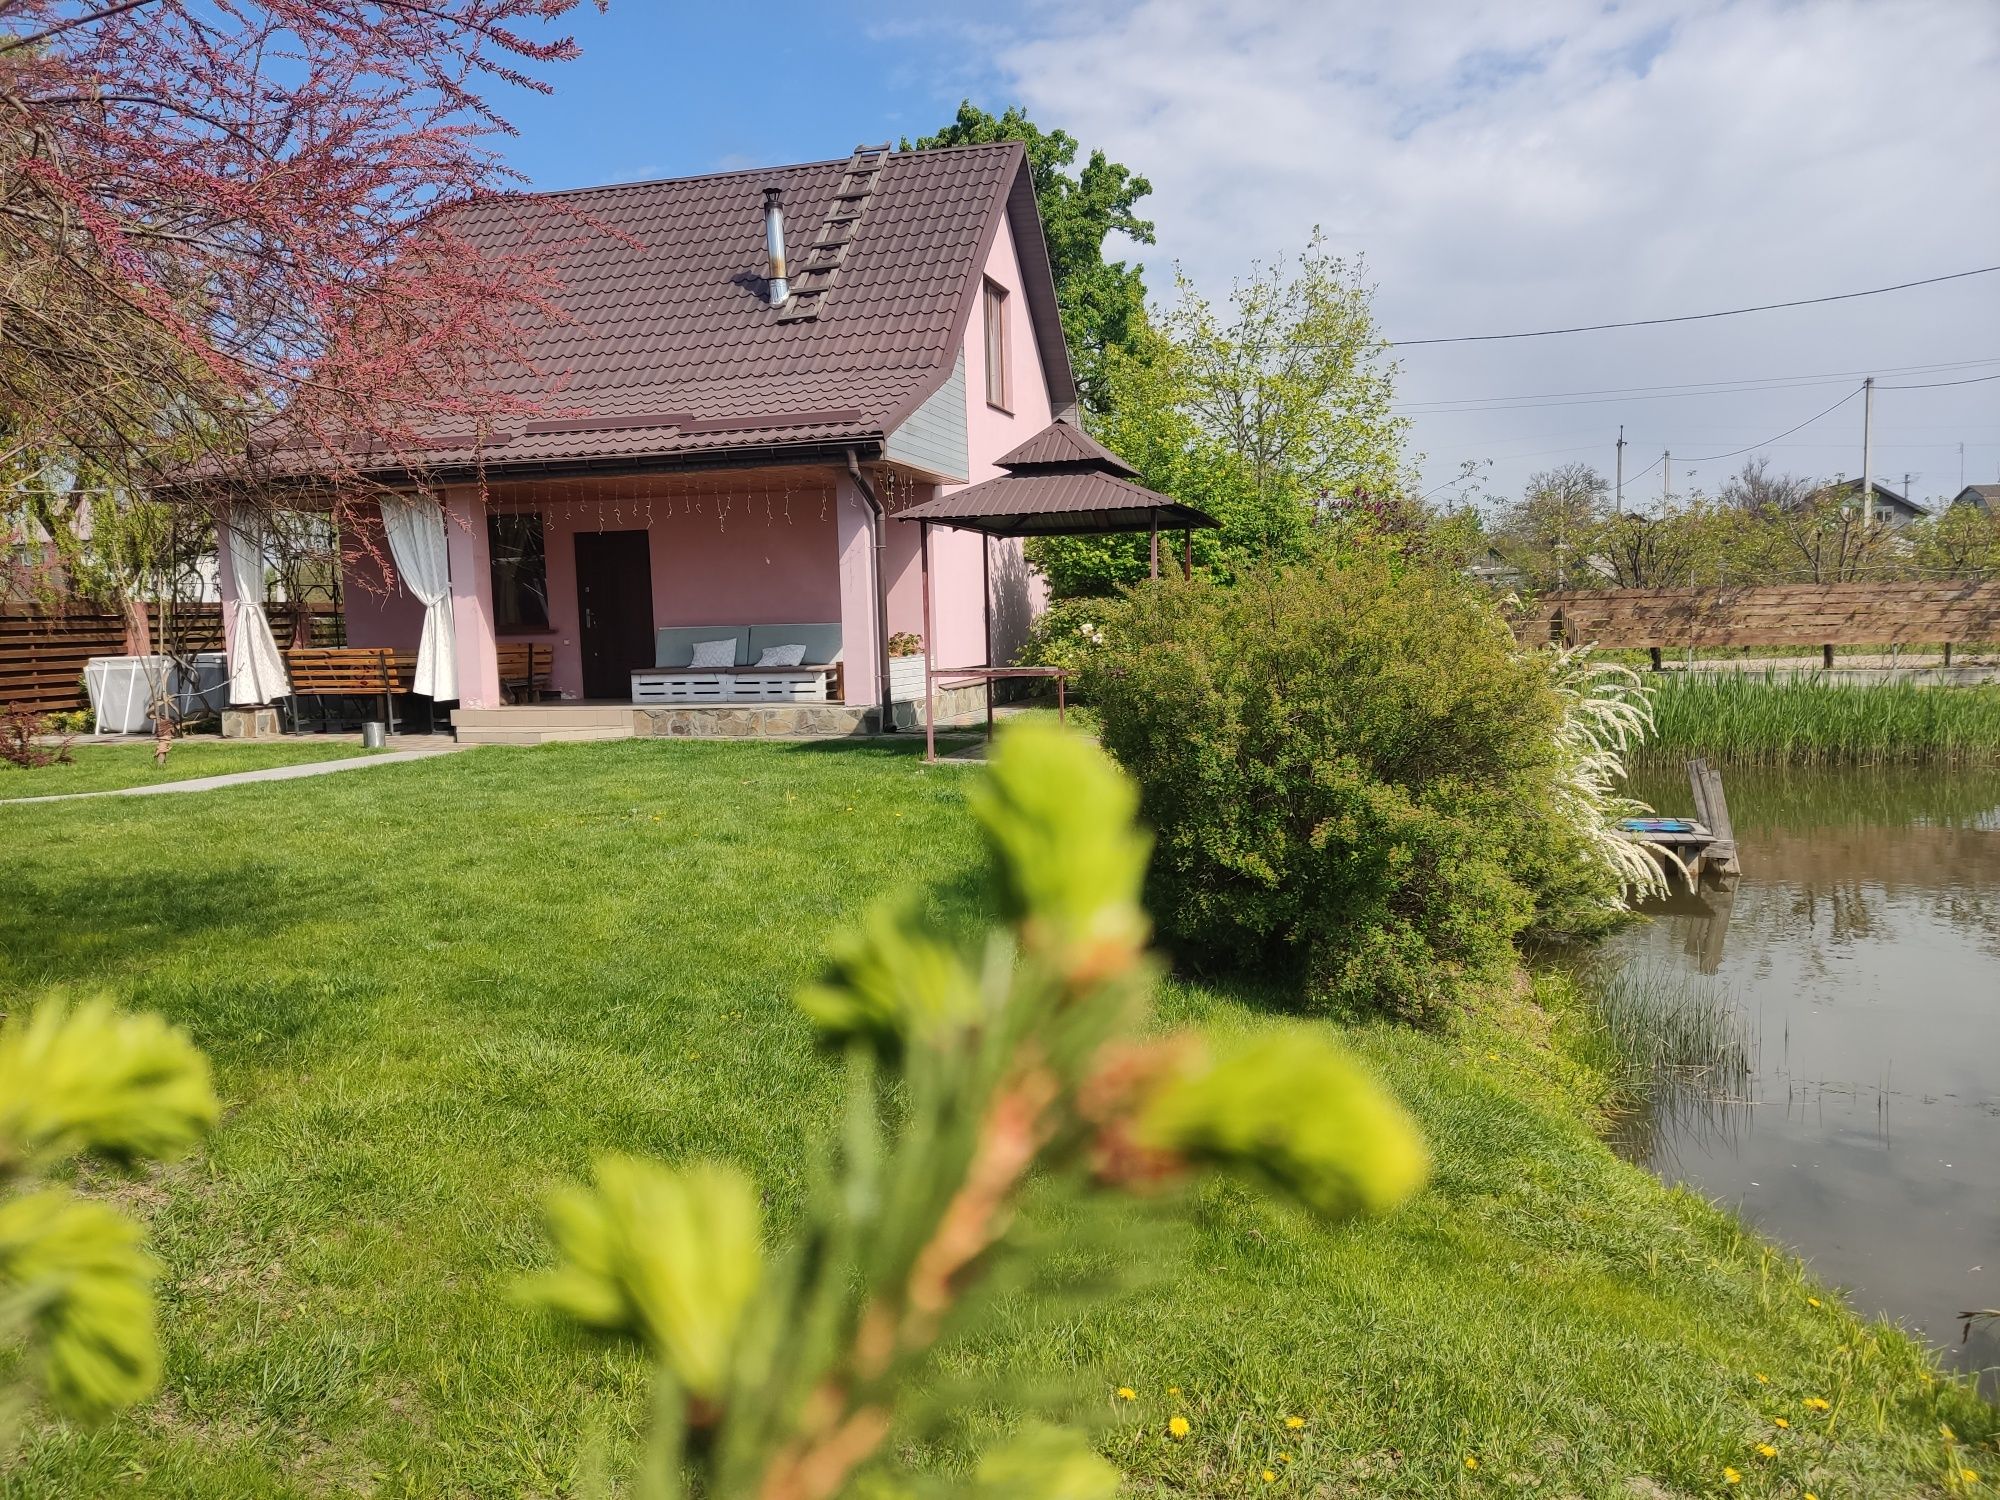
[361,722,387,749]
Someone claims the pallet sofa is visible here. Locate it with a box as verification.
[632,624,844,704]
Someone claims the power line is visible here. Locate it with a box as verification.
[1387,265,2000,348]
[1877,371,2000,391]
[1392,356,2000,413]
[1667,386,1863,467]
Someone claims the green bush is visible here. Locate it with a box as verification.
[1084,553,1618,1022]
[1016,595,1118,678]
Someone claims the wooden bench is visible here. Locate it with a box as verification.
[283,647,399,734]
[497,642,554,703]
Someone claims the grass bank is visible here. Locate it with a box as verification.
[0,738,374,798]
[1,742,1990,1497]
[1642,672,2000,766]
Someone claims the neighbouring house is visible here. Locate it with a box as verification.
[1816,478,1930,528]
[1949,484,2000,515]
[224,140,1154,740]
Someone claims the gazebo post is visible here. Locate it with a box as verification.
[981,532,994,742]
[921,520,936,764]
[1149,509,1159,579]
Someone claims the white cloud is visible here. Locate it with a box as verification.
[948,0,2000,507]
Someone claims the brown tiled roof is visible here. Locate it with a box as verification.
[895,418,1217,536]
[360,142,1073,478]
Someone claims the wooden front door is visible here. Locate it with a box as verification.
[574,530,655,700]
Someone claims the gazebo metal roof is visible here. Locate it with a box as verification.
[892,419,1217,537]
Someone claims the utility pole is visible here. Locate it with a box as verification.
[1860,376,1875,526]
[1663,450,1671,508]
[1903,471,1914,508]
[1961,442,1967,491]
[1615,425,1626,514]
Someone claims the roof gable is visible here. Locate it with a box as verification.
[392,142,1073,477]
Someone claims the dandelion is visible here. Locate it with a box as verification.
[1168,1386,1182,1396]
[1756,1444,1777,1458]
[1773,1417,1789,1429]
[1465,1456,1479,1470]
[1279,1454,1293,1464]
[1116,1387,1137,1401]
[1284,1416,1305,1430]
[1754,1372,1769,1384]
[1723,1467,1742,1485]
[1807,1296,1822,1308]
[1261,1470,1276,1484]
[1168,1416,1191,1440]
[1943,1423,1957,1440]
[1961,1470,1979,1484]
[1803,1397,1831,1412]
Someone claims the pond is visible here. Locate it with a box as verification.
[1611,765,2000,1388]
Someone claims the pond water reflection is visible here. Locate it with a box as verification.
[1612,766,2000,1387]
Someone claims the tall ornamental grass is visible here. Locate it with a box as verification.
[1643,673,2000,766]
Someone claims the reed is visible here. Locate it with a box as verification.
[1639,672,2000,766]
[1588,963,1753,1163]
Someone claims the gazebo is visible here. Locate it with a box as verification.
[893,420,1217,761]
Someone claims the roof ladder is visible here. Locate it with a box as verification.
[777,143,892,324]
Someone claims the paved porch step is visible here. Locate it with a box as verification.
[455,724,635,746]
[451,706,634,731]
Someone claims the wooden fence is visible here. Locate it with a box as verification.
[1,607,343,717]
[1515,581,2000,652]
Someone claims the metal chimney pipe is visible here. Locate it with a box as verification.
[763,187,788,307]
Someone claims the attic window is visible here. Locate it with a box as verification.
[983,278,1011,413]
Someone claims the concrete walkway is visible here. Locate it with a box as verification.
[0,746,467,807]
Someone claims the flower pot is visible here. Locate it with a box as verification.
[889,653,927,703]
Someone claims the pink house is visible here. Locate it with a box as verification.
[225,140,1210,743]
[305,141,1102,742]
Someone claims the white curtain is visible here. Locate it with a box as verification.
[380,493,457,701]
[221,509,289,706]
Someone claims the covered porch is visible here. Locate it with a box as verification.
[317,463,1026,743]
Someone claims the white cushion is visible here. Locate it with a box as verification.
[688,638,737,669]
[755,643,807,668]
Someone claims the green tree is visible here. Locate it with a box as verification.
[908,104,1154,414]
[1032,240,1409,597]
[1491,462,1610,591]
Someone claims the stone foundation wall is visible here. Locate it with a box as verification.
[887,682,990,731]
[634,705,879,739]
[630,682,996,741]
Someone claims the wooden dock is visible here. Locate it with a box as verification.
[1621,758,1741,886]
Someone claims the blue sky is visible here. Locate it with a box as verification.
[492,2,2000,508]
[499,8,977,190]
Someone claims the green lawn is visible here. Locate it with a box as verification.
[0,741,1987,1498]
[0,738,375,798]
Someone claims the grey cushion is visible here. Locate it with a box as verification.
[748,622,841,666]
[689,639,738,669]
[755,643,808,668]
[655,626,750,668]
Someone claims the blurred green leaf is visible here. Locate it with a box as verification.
[0,1188,159,1421]
[968,723,1151,968]
[797,900,983,1052]
[1140,1027,1429,1220]
[0,999,218,1174]
[520,1156,761,1400]
[973,1424,1120,1500]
